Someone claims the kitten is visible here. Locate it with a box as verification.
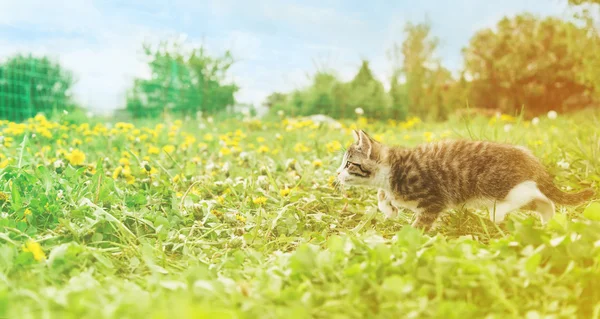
[336,130,595,231]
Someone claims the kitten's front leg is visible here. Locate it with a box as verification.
[377,189,398,219]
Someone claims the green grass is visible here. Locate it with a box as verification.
[1,110,600,319]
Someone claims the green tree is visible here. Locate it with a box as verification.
[463,13,600,116]
[388,71,408,120]
[390,21,455,120]
[126,41,238,118]
[0,54,75,121]
[346,60,389,118]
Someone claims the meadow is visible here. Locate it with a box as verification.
[1,109,600,319]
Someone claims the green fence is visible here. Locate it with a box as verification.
[0,54,74,122]
[125,54,238,119]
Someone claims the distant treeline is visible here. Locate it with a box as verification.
[266,11,600,120]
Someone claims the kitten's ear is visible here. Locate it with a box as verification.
[356,130,373,156]
[352,130,360,143]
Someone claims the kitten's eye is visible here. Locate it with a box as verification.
[346,161,360,169]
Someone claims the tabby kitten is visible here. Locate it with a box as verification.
[336,130,595,231]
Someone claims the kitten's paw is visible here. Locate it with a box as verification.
[377,189,387,201]
[378,200,398,219]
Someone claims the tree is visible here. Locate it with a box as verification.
[463,13,600,116]
[389,21,456,121]
[388,71,408,120]
[126,40,238,118]
[346,60,389,118]
[0,54,76,121]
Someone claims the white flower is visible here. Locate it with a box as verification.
[557,159,570,169]
[57,190,64,199]
[503,124,512,132]
[239,152,249,160]
[53,159,64,168]
[257,175,268,185]
[531,117,539,126]
[277,110,284,117]
[207,117,214,124]
[63,110,69,115]
[547,110,557,120]
[355,107,364,116]
[221,162,230,173]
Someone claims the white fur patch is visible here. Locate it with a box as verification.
[489,180,555,224]
[391,198,422,214]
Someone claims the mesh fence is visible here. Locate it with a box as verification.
[0,55,74,122]
[124,52,238,119]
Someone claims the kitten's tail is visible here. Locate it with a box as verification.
[538,179,595,206]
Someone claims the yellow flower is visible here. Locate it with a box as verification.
[257,145,270,154]
[0,191,9,203]
[203,133,214,141]
[328,176,336,187]
[23,239,46,262]
[326,141,342,153]
[217,195,225,204]
[0,159,9,169]
[313,160,323,168]
[252,196,268,205]
[66,149,86,166]
[119,158,130,166]
[220,147,232,156]
[163,145,176,155]
[125,175,135,185]
[423,132,435,142]
[280,188,291,197]
[173,174,183,183]
[236,214,246,223]
[24,208,32,216]
[148,145,160,155]
[112,166,123,180]
[293,143,310,153]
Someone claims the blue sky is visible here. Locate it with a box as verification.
[0,0,572,113]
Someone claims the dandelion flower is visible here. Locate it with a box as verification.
[203,133,214,142]
[112,166,123,180]
[257,145,270,154]
[280,188,291,197]
[219,147,232,156]
[148,145,160,155]
[313,160,323,168]
[23,239,46,262]
[547,110,557,120]
[66,149,86,166]
[163,145,176,155]
[531,117,540,126]
[355,107,364,116]
[252,196,268,205]
[326,141,342,153]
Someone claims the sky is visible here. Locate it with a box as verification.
[0,0,574,114]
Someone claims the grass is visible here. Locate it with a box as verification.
[1,110,600,319]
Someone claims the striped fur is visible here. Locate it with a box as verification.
[336,130,595,231]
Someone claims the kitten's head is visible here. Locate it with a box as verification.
[336,130,388,188]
